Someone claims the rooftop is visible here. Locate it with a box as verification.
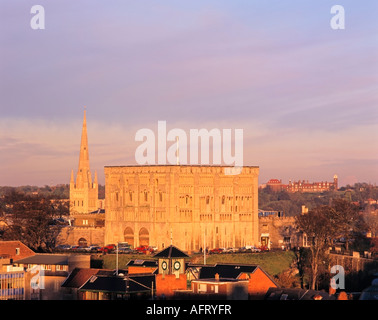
[14,254,70,265]
[153,245,189,259]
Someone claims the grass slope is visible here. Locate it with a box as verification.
[99,250,295,277]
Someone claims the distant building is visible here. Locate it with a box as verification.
[265,175,338,193]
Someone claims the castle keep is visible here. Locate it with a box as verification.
[104,165,259,251]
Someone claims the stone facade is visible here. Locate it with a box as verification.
[259,214,304,249]
[104,165,259,251]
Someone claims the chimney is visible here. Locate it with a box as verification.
[215,273,220,281]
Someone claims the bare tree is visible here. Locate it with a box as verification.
[0,191,69,251]
[295,206,336,290]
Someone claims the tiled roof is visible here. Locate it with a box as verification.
[79,274,155,294]
[61,268,114,288]
[197,263,258,279]
[125,259,158,267]
[0,241,35,260]
[153,245,189,258]
[14,254,69,265]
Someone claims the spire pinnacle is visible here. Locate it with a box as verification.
[76,108,92,187]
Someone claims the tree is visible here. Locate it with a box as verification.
[0,191,69,251]
[328,199,365,250]
[295,206,337,289]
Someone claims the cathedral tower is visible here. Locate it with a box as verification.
[70,109,99,214]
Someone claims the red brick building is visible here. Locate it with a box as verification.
[0,241,35,261]
[265,175,338,193]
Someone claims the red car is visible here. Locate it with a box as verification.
[98,244,116,253]
[134,245,155,254]
[209,248,224,254]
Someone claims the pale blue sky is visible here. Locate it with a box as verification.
[0,1,377,186]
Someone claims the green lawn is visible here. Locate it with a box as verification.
[98,250,296,277]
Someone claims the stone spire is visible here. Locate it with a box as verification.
[76,108,92,188]
[70,108,99,215]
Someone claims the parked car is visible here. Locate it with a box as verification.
[245,245,261,253]
[118,247,133,254]
[209,248,224,254]
[69,245,79,251]
[134,245,155,254]
[84,245,101,253]
[98,244,116,253]
[54,244,71,252]
[259,245,269,252]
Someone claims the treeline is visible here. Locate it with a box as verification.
[0,190,70,252]
[0,184,105,199]
[259,183,378,216]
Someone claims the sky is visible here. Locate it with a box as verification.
[0,1,377,187]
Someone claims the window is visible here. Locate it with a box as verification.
[221,196,225,205]
[129,191,133,201]
[15,248,20,255]
[56,265,67,271]
[206,196,210,205]
[159,192,163,202]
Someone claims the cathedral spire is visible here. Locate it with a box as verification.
[70,108,99,215]
[78,108,90,175]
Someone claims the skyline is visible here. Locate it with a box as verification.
[1,1,377,187]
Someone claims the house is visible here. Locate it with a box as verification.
[78,273,155,300]
[190,274,249,300]
[0,241,35,267]
[13,253,90,300]
[187,263,279,299]
[61,267,115,300]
